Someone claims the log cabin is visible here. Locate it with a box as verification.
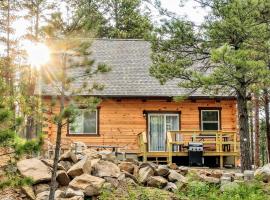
[41,39,239,168]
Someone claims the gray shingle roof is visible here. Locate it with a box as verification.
[40,39,231,98]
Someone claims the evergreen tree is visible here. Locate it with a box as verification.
[42,12,110,200]
[150,0,270,170]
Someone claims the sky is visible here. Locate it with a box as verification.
[159,0,208,25]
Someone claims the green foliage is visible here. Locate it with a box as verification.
[0,176,33,190]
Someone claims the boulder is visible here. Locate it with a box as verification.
[17,158,52,183]
[98,150,116,162]
[138,166,155,184]
[168,163,178,170]
[147,176,168,188]
[178,166,189,176]
[33,184,50,195]
[82,149,101,159]
[65,188,84,198]
[210,170,223,179]
[36,191,49,200]
[21,186,35,200]
[168,170,187,183]
[41,159,66,171]
[69,174,105,196]
[57,170,71,186]
[200,174,220,184]
[118,171,139,184]
[244,170,254,181]
[254,164,270,182]
[104,176,120,188]
[67,156,92,178]
[220,176,231,185]
[60,151,78,163]
[92,160,120,178]
[220,182,240,192]
[72,142,87,154]
[59,161,73,171]
[157,165,170,177]
[164,182,178,192]
[234,173,244,181]
[118,162,135,174]
[56,197,84,200]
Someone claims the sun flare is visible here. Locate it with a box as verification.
[25,42,50,68]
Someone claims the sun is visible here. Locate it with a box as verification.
[25,42,50,68]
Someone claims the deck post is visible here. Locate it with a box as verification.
[220,156,223,168]
[233,132,237,152]
[167,131,173,165]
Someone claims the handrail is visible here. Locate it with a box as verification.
[166,130,239,165]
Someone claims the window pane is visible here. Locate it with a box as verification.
[203,122,219,130]
[70,112,83,133]
[83,111,96,134]
[166,116,179,131]
[202,111,218,121]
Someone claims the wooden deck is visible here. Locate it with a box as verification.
[138,130,240,168]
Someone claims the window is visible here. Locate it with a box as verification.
[69,109,98,134]
[201,110,220,131]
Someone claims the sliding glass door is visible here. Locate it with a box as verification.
[148,113,179,152]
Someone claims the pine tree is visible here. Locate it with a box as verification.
[150,0,270,171]
[42,12,110,199]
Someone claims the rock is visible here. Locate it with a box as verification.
[56,197,84,200]
[69,174,105,196]
[244,170,254,181]
[220,176,231,185]
[168,163,178,170]
[200,174,220,184]
[65,188,84,198]
[36,191,49,200]
[138,166,155,184]
[41,159,66,171]
[104,176,120,188]
[164,182,178,192]
[60,151,78,163]
[157,165,170,177]
[254,163,270,182]
[33,184,50,195]
[59,161,73,171]
[55,189,65,198]
[234,173,244,180]
[17,158,52,183]
[72,142,87,154]
[133,165,139,177]
[210,170,223,179]
[82,149,101,159]
[139,162,157,170]
[92,160,120,178]
[67,156,92,178]
[118,162,135,174]
[57,170,71,186]
[168,170,187,183]
[98,150,116,162]
[178,166,189,176]
[147,176,168,188]
[21,186,35,200]
[118,171,139,184]
[220,182,240,192]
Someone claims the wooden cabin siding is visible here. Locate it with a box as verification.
[42,98,237,153]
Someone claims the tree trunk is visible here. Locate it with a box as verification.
[237,89,252,171]
[249,106,254,165]
[264,89,270,162]
[254,95,260,167]
[49,53,66,200]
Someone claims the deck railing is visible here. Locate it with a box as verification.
[138,131,147,162]
[167,130,239,164]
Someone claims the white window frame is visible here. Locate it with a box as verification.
[201,110,220,131]
[69,109,98,135]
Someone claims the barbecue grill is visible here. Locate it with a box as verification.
[188,142,203,166]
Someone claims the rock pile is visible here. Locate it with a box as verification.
[16,146,270,200]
